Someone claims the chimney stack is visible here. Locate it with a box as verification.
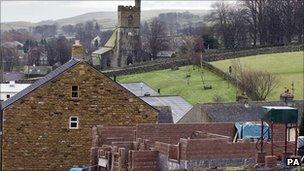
[72,40,84,60]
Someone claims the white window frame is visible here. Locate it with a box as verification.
[69,116,79,129]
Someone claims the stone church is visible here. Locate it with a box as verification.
[92,0,142,70]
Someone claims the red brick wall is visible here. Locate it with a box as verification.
[171,138,295,160]
[130,150,158,171]
[92,123,290,169]
[93,125,136,147]
[272,124,287,141]
[154,142,170,155]
[136,123,236,145]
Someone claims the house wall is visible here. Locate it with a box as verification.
[2,62,158,170]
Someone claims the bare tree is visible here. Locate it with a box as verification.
[208,2,250,49]
[179,36,196,61]
[143,18,169,59]
[0,46,19,71]
[231,59,279,100]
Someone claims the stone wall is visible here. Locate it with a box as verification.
[2,62,158,170]
[103,44,303,77]
[203,44,303,62]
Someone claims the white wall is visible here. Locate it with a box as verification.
[0,81,31,101]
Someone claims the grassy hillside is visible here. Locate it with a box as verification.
[118,66,236,105]
[119,51,303,104]
[211,51,304,101]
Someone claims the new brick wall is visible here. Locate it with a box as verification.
[92,125,136,147]
[136,123,236,145]
[91,123,292,170]
[130,150,158,171]
[178,138,295,160]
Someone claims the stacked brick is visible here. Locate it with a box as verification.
[265,156,278,168]
[90,123,294,171]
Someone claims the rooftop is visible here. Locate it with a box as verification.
[179,100,304,123]
[120,82,159,97]
[140,95,192,123]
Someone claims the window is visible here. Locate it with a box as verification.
[69,116,79,129]
[6,94,10,99]
[71,85,79,98]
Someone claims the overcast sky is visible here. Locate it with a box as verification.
[1,1,226,23]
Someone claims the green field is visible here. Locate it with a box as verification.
[211,51,304,101]
[118,66,236,105]
[118,51,303,104]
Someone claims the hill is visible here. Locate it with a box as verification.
[1,9,208,31]
[118,52,303,104]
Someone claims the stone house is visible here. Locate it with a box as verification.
[0,41,158,170]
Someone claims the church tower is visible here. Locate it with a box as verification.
[112,0,142,68]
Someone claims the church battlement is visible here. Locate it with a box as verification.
[118,5,140,12]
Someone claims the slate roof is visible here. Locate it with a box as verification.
[178,100,304,123]
[120,82,159,97]
[1,72,24,81]
[140,96,193,123]
[1,58,80,109]
[92,29,117,56]
[153,106,174,123]
[92,47,112,55]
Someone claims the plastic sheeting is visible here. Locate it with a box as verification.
[235,122,271,140]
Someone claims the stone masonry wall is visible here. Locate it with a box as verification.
[103,44,303,77]
[2,62,158,170]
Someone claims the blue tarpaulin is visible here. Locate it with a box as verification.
[235,122,271,139]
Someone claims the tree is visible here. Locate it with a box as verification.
[33,24,57,38]
[44,36,72,66]
[74,21,102,53]
[208,1,253,49]
[28,46,41,66]
[143,18,169,59]
[62,25,75,35]
[231,59,279,101]
[179,36,204,67]
[0,46,19,71]
[202,34,219,49]
[56,36,71,64]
